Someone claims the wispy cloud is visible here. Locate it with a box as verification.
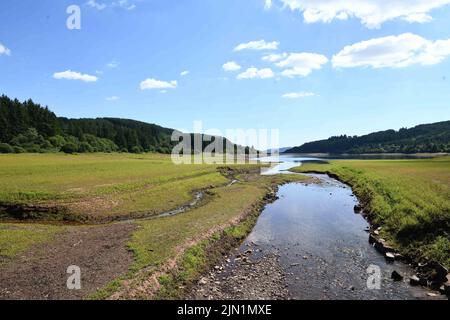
[86,0,137,11]
[262,53,288,62]
[222,61,242,72]
[332,33,450,69]
[180,70,190,76]
[276,52,328,77]
[140,78,177,90]
[112,0,136,10]
[107,61,119,68]
[53,70,98,82]
[86,0,106,10]
[0,42,11,56]
[237,67,274,79]
[234,40,279,51]
[106,96,120,101]
[264,0,273,10]
[282,92,315,99]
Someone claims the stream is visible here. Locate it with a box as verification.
[234,155,435,299]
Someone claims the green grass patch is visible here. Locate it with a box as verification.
[0,153,263,221]
[0,223,61,264]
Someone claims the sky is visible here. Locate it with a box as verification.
[0,0,450,148]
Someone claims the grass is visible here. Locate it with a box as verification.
[0,152,310,299]
[0,223,61,264]
[128,183,267,274]
[291,156,450,268]
[0,153,262,221]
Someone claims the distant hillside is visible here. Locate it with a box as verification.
[0,95,251,154]
[285,121,450,154]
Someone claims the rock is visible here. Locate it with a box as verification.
[418,261,448,283]
[426,292,439,297]
[214,266,220,270]
[354,204,363,213]
[409,276,421,286]
[443,274,450,295]
[368,233,377,245]
[391,270,403,281]
[199,278,208,285]
[385,252,395,263]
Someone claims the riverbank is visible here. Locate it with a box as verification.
[290,157,449,294]
[188,176,444,300]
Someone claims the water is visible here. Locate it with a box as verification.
[256,153,432,175]
[240,154,435,299]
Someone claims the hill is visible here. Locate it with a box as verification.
[0,95,250,154]
[285,121,450,154]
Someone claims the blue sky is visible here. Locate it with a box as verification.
[0,0,450,147]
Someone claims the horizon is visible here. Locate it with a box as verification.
[3,93,449,149]
[1,1,450,147]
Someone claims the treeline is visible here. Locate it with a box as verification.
[0,95,255,155]
[286,121,450,154]
[0,95,178,154]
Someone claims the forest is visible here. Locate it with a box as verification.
[0,95,251,155]
[286,121,450,154]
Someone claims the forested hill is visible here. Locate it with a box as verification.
[0,95,251,154]
[285,121,450,154]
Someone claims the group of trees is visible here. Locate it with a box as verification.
[0,95,176,154]
[286,121,450,154]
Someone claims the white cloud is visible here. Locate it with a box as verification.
[332,33,450,69]
[276,0,450,29]
[262,53,288,62]
[276,52,328,77]
[86,0,106,10]
[180,70,190,76]
[222,61,242,72]
[106,96,120,101]
[282,91,315,98]
[234,40,279,51]
[0,43,11,56]
[140,78,177,90]
[237,67,274,79]
[264,0,273,10]
[53,70,98,82]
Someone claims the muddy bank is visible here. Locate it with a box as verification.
[0,223,136,300]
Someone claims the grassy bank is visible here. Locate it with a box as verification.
[291,156,450,268]
[0,153,260,221]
